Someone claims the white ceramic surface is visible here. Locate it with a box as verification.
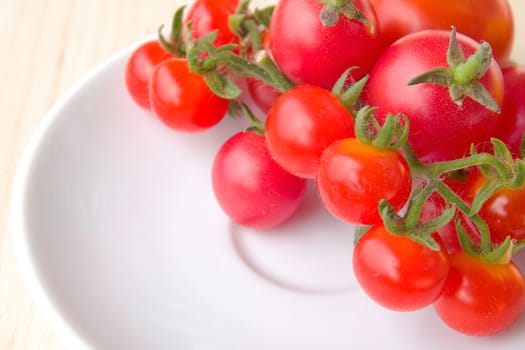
[12,1,525,349]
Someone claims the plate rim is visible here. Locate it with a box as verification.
[10,40,148,350]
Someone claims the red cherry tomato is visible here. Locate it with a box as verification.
[366,30,504,163]
[353,225,450,311]
[149,58,229,132]
[434,251,525,336]
[212,131,307,229]
[125,40,171,109]
[464,168,525,244]
[247,78,282,113]
[185,0,240,47]
[269,0,381,90]
[265,85,355,179]
[317,138,412,226]
[369,0,514,64]
[498,65,525,157]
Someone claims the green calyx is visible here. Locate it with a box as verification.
[455,218,515,265]
[229,101,266,135]
[331,67,369,115]
[229,0,275,57]
[468,139,525,216]
[408,26,500,113]
[157,2,293,101]
[185,28,293,99]
[158,6,187,57]
[354,105,409,150]
[317,0,373,31]
[379,197,454,252]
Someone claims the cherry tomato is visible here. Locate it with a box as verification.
[369,0,514,64]
[247,78,282,113]
[434,251,525,336]
[125,40,171,109]
[497,65,525,157]
[317,138,412,225]
[149,58,229,132]
[265,85,355,179]
[269,0,381,90]
[353,225,450,311]
[185,0,240,47]
[464,168,525,244]
[365,30,504,163]
[212,131,307,229]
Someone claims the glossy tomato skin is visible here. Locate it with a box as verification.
[317,138,412,225]
[212,131,307,229]
[353,225,450,311]
[269,0,381,90]
[464,168,525,244]
[369,0,514,64]
[247,78,282,114]
[149,58,229,132]
[366,30,504,163]
[185,0,240,47]
[265,85,355,179]
[498,66,525,157]
[125,40,171,109]
[434,251,525,336]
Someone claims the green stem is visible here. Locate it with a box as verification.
[201,50,274,83]
[243,19,262,53]
[255,51,295,92]
[401,142,425,175]
[371,115,396,149]
[435,181,492,252]
[453,42,492,85]
[202,50,294,93]
[429,153,509,178]
[404,182,436,230]
[324,0,346,6]
[241,103,265,135]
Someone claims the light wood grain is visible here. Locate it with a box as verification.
[1,0,524,349]
[0,1,180,349]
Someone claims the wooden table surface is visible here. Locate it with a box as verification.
[1,0,524,349]
[0,1,184,348]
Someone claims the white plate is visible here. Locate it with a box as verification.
[12,2,525,350]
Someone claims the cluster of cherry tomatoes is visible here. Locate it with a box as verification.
[124,0,525,338]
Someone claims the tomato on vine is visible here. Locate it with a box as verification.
[497,65,525,158]
[464,168,525,245]
[149,58,229,132]
[433,251,525,336]
[365,28,505,163]
[353,224,450,311]
[317,138,412,225]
